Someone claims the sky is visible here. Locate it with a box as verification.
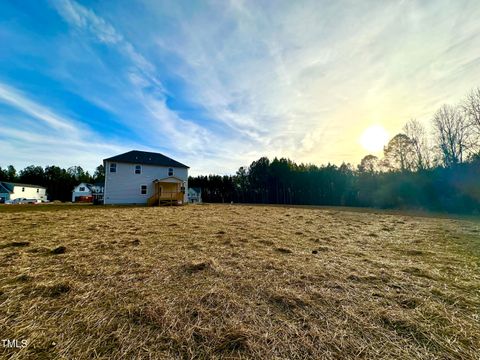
[1,0,480,175]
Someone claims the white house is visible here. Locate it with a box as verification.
[188,187,202,203]
[0,182,47,203]
[103,150,189,205]
[72,182,104,203]
[72,182,92,202]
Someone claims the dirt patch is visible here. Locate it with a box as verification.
[183,259,218,274]
[403,249,425,256]
[275,247,293,254]
[51,246,66,254]
[257,239,274,246]
[46,283,71,297]
[215,328,250,353]
[1,241,30,248]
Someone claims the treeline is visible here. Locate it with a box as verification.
[189,158,479,213]
[190,87,480,214]
[0,165,104,201]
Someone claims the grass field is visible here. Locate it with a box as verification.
[0,204,479,359]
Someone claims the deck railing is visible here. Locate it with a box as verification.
[147,191,184,206]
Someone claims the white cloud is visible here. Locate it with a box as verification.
[51,0,123,44]
[50,0,224,158]
[4,0,480,174]
[0,83,129,171]
[142,0,480,167]
[0,83,77,133]
[53,0,163,86]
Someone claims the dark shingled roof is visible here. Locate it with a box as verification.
[0,182,46,191]
[104,150,189,168]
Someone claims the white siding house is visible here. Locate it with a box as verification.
[188,187,202,203]
[71,182,104,202]
[72,183,93,202]
[0,182,47,203]
[103,150,189,205]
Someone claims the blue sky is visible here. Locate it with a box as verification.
[1,0,480,175]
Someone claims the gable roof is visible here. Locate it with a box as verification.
[154,176,184,183]
[1,182,46,191]
[74,183,93,191]
[104,150,189,168]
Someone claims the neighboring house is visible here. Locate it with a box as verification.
[103,150,189,205]
[91,182,105,204]
[71,182,105,203]
[188,187,202,203]
[72,182,93,202]
[0,182,47,203]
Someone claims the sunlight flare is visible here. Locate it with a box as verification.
[359,125,389,153]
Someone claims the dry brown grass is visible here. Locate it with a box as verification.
[0,204,479,359]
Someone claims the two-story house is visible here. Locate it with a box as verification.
[0,182,47,203]
[103,150,189,205]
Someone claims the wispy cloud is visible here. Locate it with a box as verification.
[1,0,480,173]
[144,0,480,164]
[51,0,122,44]
[51,0,164,91]
[0,83,77,133]
[0,82,128,169]
[51,0,220,156]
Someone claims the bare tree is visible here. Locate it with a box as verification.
[432,105,471,167]
[403,119,431,170]
[462,87,480,154]
[383,133,416,172]
[463,88,480,131]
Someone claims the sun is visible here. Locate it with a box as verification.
[359,125,389,153]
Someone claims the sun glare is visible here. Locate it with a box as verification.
[359,125,389,153]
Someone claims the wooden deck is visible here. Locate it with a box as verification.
[147,191,184,206]
[147,179,186,206]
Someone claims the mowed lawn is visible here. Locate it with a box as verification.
[0,204,479,359]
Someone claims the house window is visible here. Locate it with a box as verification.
[22,187,25,192]
[135,165,142,174]
[168,168,174,176]
[140,185,147,195]
[79,187,85,191]
[37,189,39,193]
[110,163,117,173]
